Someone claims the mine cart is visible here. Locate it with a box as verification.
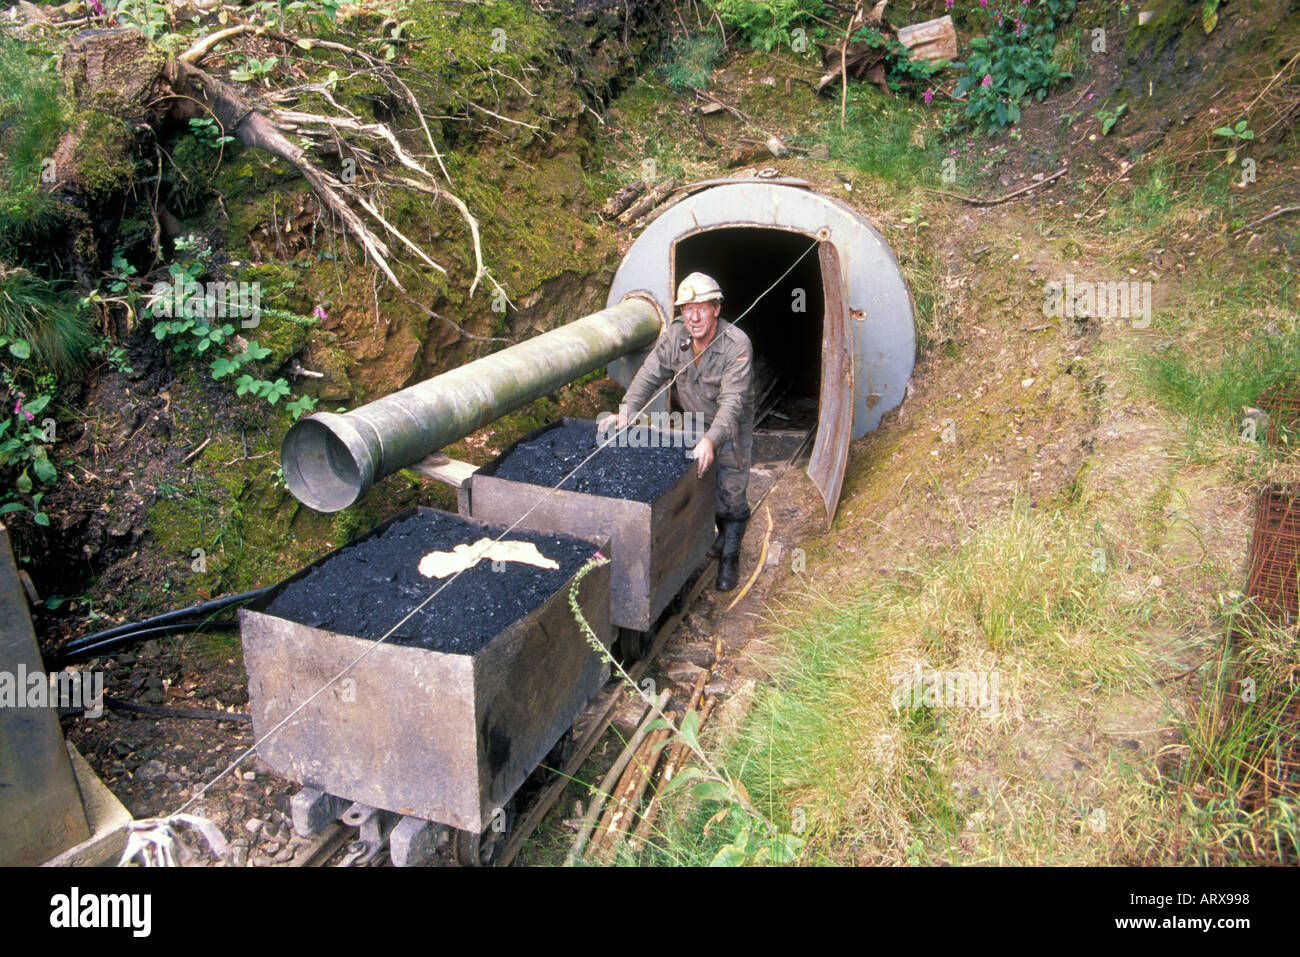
[239,506,611,865]
[467,418,716,653]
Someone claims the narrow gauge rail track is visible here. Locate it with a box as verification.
[285,424,815,867]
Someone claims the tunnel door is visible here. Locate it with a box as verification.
[807,241,853,524]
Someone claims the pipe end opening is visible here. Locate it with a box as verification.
[281,414,374,513]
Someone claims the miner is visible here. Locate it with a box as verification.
[617,272,753,591]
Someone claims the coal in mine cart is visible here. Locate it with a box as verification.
[466,417,716,637]
[238,506,611,862]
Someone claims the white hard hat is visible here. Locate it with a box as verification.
[674,272,723,306]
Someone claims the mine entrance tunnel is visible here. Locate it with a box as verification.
[673,226,826,427]
[281,181,915,521]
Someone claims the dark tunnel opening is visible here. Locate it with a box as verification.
[673,227,826,428]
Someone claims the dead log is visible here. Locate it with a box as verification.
[816,2,895,97]
[897,15,958,65]
[617,178,678,227]
[600,180,646,219]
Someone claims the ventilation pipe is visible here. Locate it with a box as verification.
[281,295,663,512]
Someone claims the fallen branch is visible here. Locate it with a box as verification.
[924,166,1068,206]
[617,178,679,227]
[178,436,212,466]
[601,180,646,219]
[1232,205,1300,235]
[587,719,674,862]
[627,670,712,854]
[564,690,668,866]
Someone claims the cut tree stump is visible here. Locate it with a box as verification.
[897,15,958,65]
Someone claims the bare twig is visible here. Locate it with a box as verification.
[924,166,1068,206]
[1232,205,1300,235]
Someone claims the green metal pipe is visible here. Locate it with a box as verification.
[281,294,664,512]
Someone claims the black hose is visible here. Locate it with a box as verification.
[58,586,273,655]
[53,619,239,666]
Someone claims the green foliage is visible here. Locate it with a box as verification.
[662,33,725,91]
[1213,119,1255,164]
[89,340,134,376]
[851,25,941,92]
[0,35,67,251]
[0,267,92,378]
[230,56,280,84]
[568,556,804,865]
[1201,0,1220,34]
[946,1,1077,135]
[707,0,827,52]
[1095,102,1127,135]
[0,337,57,526]
[1213,119,1255,142]
[88,236,319,417]
[188,118,235,150]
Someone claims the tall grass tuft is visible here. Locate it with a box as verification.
[818,90,942,188]
[662,33,725,91]
[0,265,91,377]
[1167,606,1300,864]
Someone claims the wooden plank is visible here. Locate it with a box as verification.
[408,455,478,488]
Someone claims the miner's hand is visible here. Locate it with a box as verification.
[693,436,716,478]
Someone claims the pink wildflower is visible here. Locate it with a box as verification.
[923,88,934,104]
[981,74,993,87]
[312,305,328,321]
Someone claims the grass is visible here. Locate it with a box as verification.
[1134,261,1300,462]
[1164,607,1300,863]
[640,504,1177,865]
[0,266,92,378]
[818,90,944,189]
[662,33,725,91]
[0,35,67,255]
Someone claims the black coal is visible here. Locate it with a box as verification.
[491,420,690,503]
[264,510,596,654]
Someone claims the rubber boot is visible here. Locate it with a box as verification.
[706,513,727,558]
[715,515,748,592]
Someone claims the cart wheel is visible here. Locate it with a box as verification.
[537,729,573,784]
[454,797,517,867]
[616,627,651,663]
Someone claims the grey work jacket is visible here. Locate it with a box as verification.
[619,318,755,449]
